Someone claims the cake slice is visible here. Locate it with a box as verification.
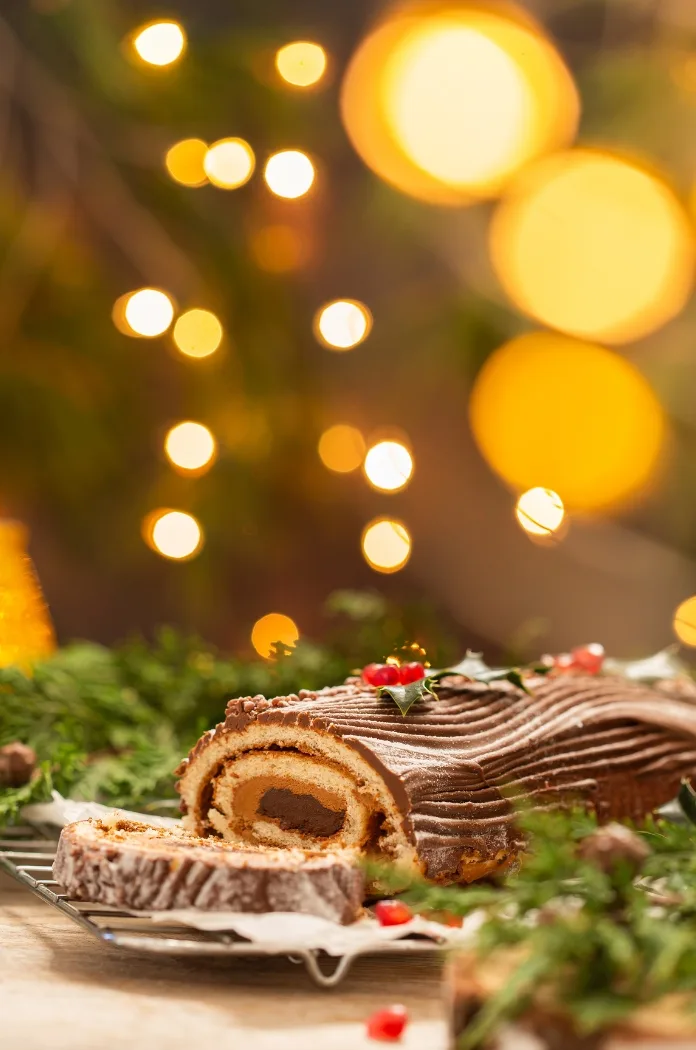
[53,817,364,923]
[176,673,696,885]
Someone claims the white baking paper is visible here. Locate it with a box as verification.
[22,791,181,829]
[140,908,482,955]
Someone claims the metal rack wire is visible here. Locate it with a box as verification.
[0,824,441,988]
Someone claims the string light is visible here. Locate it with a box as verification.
[515,487,565,538]
[674,597,696,646]
[251,612,300,659]
[173,308,223,358]
[490,150,695,344]
[118,288,174,338]
[204,138,255,190]
[361,517,412,573]
[276,41,327,87]
[132,21,186,67]
[318,424,365,473]
[164,421,217,474]
[264,150,315,199]
[341,6,578,205]
[165,139,208,187]
[470,331,666,511]
[146,510,203,560]
[364,440,413,492]
[314,299,372,350]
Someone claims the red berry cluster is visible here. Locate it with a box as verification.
[363,662,425,687]
[374,900,413,926]
[366,1005,408,1042]
[543,643,605,676]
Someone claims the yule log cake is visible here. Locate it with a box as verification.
[176,669,696,885]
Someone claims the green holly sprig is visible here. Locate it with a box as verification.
[377,651,551,715]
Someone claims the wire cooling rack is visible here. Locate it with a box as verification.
[0,824,441,988]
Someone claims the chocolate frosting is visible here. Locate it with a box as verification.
[201,674,696,881]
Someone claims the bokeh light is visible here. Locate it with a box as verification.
[119,288,174,338]
[341,5,579,205]
[264,150,315,199]
[674,596,696,646]
[361,517,412,573]
[132,21,186,67]
[250,224,310,272]
[204,138,255,190]
[165,139,208,187]
[364,440,413,492]
[276,41,327,87]
[491,150,695,344]
[251,612,300,659]
[318,424,366,473]
[164,421,217,474]
[314,300,372,350]
[147,510,203,561]
[173,308,223,358]
[515,487,565,538]
[470,331,666,511]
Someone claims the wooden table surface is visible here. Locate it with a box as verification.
[0,872,448,1050]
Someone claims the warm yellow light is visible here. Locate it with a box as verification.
[164,421,217,474]
[121,288,174,338]
[264,150,315,199]
[341,5,579,205]
[173,308,223,358]
[315,299,372,350]
[204,138,255,190]
[276,41,327,87]
[0,520,55,670]
[364,440,413,492]
[318,425,366,473]
[515,487,565,538]
[165,138,208,187]
[149,510,203,561]
[249,224,310,272]
[674,596,696,647]
[491,150,695,344]
[251,612,300,659]
[470,331,666,512]
[132,21,186,67]
[361,517,412,573]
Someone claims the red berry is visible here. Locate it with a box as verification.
[366,1005,408,1042]
[399,661,425,684]
[571,643,605,675]
[374,900,413,926]
[554,653,577,673]
[363,663,401,687]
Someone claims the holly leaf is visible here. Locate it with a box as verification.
[437,650,491,679]
[678,779,696,826]
[429,651,550,695]
[603,647,691,684]
[377,676,437,715]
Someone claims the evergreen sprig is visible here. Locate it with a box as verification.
[370,807,696,1047]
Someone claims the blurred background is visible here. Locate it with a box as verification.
[4,0,696,662]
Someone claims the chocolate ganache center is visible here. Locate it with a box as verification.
[258,787,345,837]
